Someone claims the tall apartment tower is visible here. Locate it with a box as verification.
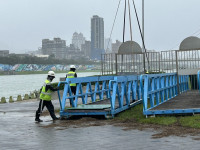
[72,32,86,50]
[91,15,105,60]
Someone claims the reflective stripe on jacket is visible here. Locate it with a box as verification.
[67,71,76,86]
[39,80,52,101]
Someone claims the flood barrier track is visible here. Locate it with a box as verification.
[57,75,142,118]
[57,72,199,118]
[140,73,196,116]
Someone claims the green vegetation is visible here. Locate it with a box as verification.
[115,104,177,126]
[0,54,99,65]
[0,70,100,76]
[115,104,200,128]
[17,70,100,75]
[179,115,200,128]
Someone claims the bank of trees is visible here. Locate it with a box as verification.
[0,54,97,65]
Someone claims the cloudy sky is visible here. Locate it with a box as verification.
[0,0,200,53]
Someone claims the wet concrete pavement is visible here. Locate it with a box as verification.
[1,98,200,150]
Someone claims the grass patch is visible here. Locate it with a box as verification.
[115,104,177,126]
[115,104,200,128]
[142,117,177,126]
[179,115,200,128]
[56,103,200,129]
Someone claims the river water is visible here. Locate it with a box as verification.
[0,72,100,99]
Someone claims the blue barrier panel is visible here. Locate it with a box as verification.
[198,70,200,93]
[57,76,114,113]
[109,75,142,115]
[179,75,189,93]
[58,75,142,118]
[140,73,189,116]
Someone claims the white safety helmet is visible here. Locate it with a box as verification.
[70,65,76,69]
[48,71,55,77]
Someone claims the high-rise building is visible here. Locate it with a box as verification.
[72,32,86,50]
[81,40,91,59]
[91,15,105,60]
[112,40,122,53]
[42,38,67,59]
[65,44,85,60]
[104,38,112,53]
[0,50,9,56]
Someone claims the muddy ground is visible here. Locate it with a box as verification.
[41,112,200,140]
[7,93,200,140]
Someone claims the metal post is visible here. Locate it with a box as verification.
[115,53,118,75]
[143,53,146,73]
[175,51,180,94]
[111,54,113,75]
[101,54,103,75]
[159,53,161,73]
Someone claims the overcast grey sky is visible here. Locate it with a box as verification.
[0,0,200,53]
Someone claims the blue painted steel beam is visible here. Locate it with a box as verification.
[60,111,110,118]
[144,109,200,115]
[111,99,142,115]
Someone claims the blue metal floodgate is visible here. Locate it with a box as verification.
[57,75,142,118]
[140,72,200,116]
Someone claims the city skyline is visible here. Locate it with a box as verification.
[1,0,200,53]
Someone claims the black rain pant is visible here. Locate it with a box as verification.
[35,99,57,120]
[70,86,76,106]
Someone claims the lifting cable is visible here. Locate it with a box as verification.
[123,0,127,43]
[106,0,121,52]
[106,0,150,72]
[132,0,150,71]
[123,0,133,42]
[128,0,133,41]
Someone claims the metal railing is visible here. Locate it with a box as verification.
[108,75,142,115]
[101,53,116,75]
[57,76,114,111]
[57,73,191,117]
[160,50,176,73]
[101,49,200,76]
[57,75,143,117]
[179,75,189,93]
[140,73,189,115]
[116,53,144,75]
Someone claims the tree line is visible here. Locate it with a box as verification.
[0,54,98,65]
